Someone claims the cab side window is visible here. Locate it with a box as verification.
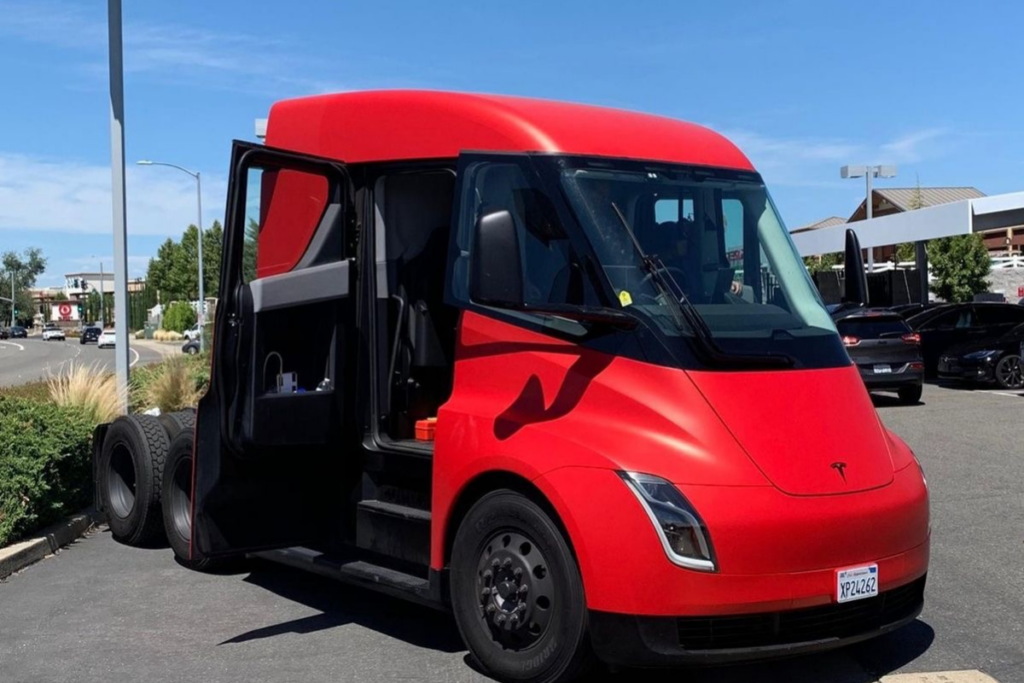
[453,160,597,309]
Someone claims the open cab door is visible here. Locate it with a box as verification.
[191,141,353,559]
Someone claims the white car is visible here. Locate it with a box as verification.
[97,329,116,349]
[42,326,66,341]
[184,324,202,341]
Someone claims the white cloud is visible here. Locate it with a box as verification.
[717,127,954,188]
[0,152,226,235]
[881,127,950,164]
[0,0,341,94]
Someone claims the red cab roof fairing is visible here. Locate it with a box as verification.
[264,90,755,170]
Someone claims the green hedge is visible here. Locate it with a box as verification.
[0,397,94,547]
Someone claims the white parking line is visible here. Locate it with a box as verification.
[130,347,140,368]
[880,670,1000,683]
[975,390,1023,398]
[0,341,25,351]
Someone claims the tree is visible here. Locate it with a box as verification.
[804,252,842,274]
[146,220,225,303]
[928,233,991,302]
[243,218,259,283]
[203,220,223,298]
[54,291,68,301]
[1,247,47,326]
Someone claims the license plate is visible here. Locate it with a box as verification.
[836,564,879,603]
[873,364,891,374]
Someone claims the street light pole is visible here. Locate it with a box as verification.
[108,0,130,412]
[137,160,205,351]
[840,164,898,271]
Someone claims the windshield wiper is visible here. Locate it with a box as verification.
[609,203,793,369]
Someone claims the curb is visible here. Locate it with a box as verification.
[0,508,103,581]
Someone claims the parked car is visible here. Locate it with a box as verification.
[80,326,102,344]
[181,339,200,355]
[97,329,116,349]
[907,302,1024,376]
[183,324,202,341]
[8,326,27,339]
[938,322,1024,389]
[0,328,7,340]
[837,309,924,404]
[42,325,66,341]
[889,302,936,319]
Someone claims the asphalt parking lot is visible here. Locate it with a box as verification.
[0,383,1022,683]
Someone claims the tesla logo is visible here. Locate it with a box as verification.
[831,461,848,481]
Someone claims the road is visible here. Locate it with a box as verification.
[0,383,1021,683]
[0,337,166,387]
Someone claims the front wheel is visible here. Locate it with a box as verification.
[995,354,1024,389]
[450,491,594,683]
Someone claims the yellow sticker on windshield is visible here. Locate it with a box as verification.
[618,290,633,306]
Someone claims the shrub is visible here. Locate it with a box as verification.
[47,364,123,425]
[0,397,94,547]
[130,353,210,413]
[141,356,202,414]
[163,301,197,334]
[153,329,184,342]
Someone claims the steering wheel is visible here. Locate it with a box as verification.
[637,265,689,303]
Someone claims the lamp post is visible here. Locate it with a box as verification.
[137,160,205,351]
[840,165,897,270]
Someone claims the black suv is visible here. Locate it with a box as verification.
[80,326,102,344]
[837,309,924,404]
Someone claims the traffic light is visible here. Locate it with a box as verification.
[80,278,88,291]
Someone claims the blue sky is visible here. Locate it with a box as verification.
[2,0,1023,286]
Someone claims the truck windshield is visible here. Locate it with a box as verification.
[556,159,846,369]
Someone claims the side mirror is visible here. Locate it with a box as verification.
[470,210,523,307]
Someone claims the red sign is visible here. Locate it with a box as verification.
[52,302,79,322]
[1018,286,1024,298]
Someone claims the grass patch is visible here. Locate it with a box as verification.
[48,364,124,425]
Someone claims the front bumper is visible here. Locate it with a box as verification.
[589,575,925,667]
[937,356,993,383]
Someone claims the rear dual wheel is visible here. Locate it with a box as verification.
[161,431,219,571]
[451,491,594,683]
[98,415,169,546]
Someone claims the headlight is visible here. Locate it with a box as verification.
[618,471,716,572]
[963,349,998,361]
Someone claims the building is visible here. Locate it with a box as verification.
[793,187,1024,261]
[28,274,146,327]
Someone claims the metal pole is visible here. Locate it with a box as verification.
[865,169,874,270]
[108,0,130,412]
[196,172,205,352]
[10,271,14,328]
[100,260,105,328]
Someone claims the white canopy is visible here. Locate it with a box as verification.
[791,191,1024,256]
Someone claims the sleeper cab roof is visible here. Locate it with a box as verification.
[265,90,754,170]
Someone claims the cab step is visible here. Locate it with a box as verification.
[356,500,431,566]
[254,546,443,610]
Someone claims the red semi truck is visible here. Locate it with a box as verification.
[93,91,929,683]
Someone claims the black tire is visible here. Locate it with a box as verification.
[98,415,170,546]
[161,431,221,571]
[450,491,594,683]
[995,354,1024,390]
[158,409,196,441]
[898,384,923,404]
